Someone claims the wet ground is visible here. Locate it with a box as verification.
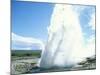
[11,56,96,74]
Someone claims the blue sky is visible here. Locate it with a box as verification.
[11,0,95,50]
[12,0,54,42]
[79,6,95,39]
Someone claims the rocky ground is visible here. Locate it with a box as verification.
[73,55,96,70]
[11,55,96,74]
[11,57,39,74]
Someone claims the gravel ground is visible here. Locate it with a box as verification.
[11,57,39,74]
[11,56,96,74]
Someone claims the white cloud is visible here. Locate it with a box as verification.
[89,12,95,30]
[12,33,44,50]
[85,36,95,57]
[83,10,95,57]
[73,6,95,57]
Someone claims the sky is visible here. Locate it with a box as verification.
[11,0,95,50]
[11,0,54,50]
[12,0,54,42]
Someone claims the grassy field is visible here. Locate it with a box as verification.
[11,50,42,62]
[11,50,41,58]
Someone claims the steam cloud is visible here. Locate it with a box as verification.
[40,4,95,68]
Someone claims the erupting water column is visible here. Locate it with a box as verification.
[40,4,85,68]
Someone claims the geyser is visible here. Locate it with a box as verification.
[40,4,95,68]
